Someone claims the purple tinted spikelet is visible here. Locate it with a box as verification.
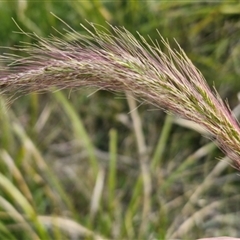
[1,21,240,169]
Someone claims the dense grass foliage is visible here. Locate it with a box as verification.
[0,1,240,239]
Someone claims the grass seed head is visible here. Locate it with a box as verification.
[1,20,240,168]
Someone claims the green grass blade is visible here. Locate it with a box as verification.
[151,114,173,170]
[53,91,99,176]
[0,173,49,239]
[107,128,118,210]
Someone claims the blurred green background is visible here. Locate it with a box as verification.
[0,1,240,239]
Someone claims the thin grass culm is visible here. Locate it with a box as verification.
[1,18,240,170]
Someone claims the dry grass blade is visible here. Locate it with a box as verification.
[1,18,240,169]
[38,215,107,240]
[169,194,240,239]
[126,92,151,237]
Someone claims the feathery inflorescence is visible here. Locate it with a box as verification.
[1,21,240,168]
